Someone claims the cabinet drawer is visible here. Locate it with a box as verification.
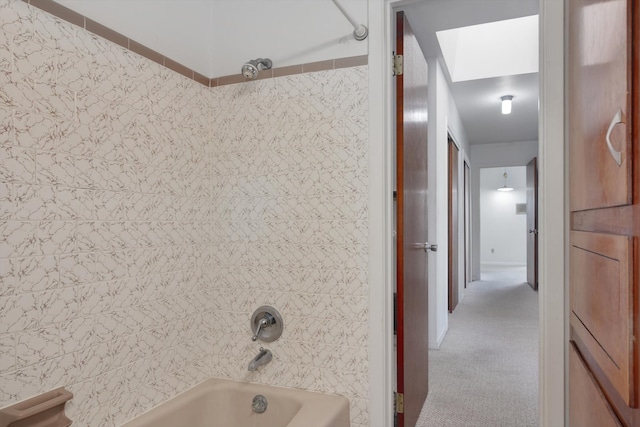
[570,230,634,406]
[570,343,622,427]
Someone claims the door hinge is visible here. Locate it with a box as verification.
[395,392,404,414]
[393,54,403,76]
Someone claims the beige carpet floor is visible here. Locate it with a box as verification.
[416,267,539,427]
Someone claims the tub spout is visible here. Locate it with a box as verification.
[248,348,272,371]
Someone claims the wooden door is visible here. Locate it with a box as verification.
[464,161,470,288]
[569,0,637,424]
[396,10,430,427]
[448,138,459,311]
[526,157,538,290]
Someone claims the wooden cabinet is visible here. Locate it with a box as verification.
[570,343,623,427]
[569,0,632,211]
[570,231,633,406]
[569,0,638,425]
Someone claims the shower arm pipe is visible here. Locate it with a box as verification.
[330,0,368,41]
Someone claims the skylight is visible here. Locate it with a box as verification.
[436,15,539,82]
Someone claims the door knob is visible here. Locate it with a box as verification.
[411,243,438,252]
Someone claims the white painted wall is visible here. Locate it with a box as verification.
[447,80,471,310]
[55,0,368,77]
[447,88,471,155]
[470,140,538,279]
[426,58,448,349]
[426,58,470,349]
[479,167,527,267]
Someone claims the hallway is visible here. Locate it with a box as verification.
[417,267,539,426]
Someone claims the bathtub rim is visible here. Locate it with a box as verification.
[120,377,351,427]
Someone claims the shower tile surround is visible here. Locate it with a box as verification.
[0,1,370,427]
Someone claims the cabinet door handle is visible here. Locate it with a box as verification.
[605,109,623,166]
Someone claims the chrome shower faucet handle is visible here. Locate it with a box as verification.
[250,306,283,343]
[252,315,272,341]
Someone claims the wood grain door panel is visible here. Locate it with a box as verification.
[448,139,459,312]
[570,343,623,427]
[568,0,632,211]
[396,11,429,427]
[570,230,634,406]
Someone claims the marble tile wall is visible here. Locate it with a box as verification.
[0,1,214,425]
[1,1,369,426]
[210,69,370,427]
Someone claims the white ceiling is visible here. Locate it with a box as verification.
[53,0,538,146]
[402,0,539,145]
[55,0,368,78]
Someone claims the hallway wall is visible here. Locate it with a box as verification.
[470,140,538,279]
[426,58,470,348]
[479,166,527,267]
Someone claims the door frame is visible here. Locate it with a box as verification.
[464,159,471,289]
[448,135,460,312]
[526,157,539,291]
[367,1,566,426]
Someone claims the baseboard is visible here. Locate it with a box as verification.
[481,262,526,268]
[429,324,448,349]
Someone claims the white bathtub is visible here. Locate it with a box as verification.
[121,378,351,427]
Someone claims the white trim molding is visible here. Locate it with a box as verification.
[367,0,395,426]
[538,0,566,424]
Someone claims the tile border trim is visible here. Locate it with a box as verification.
[22,0,368,87]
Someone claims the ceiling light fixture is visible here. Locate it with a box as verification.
[497,170,514,192]
[501,95,513,115]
